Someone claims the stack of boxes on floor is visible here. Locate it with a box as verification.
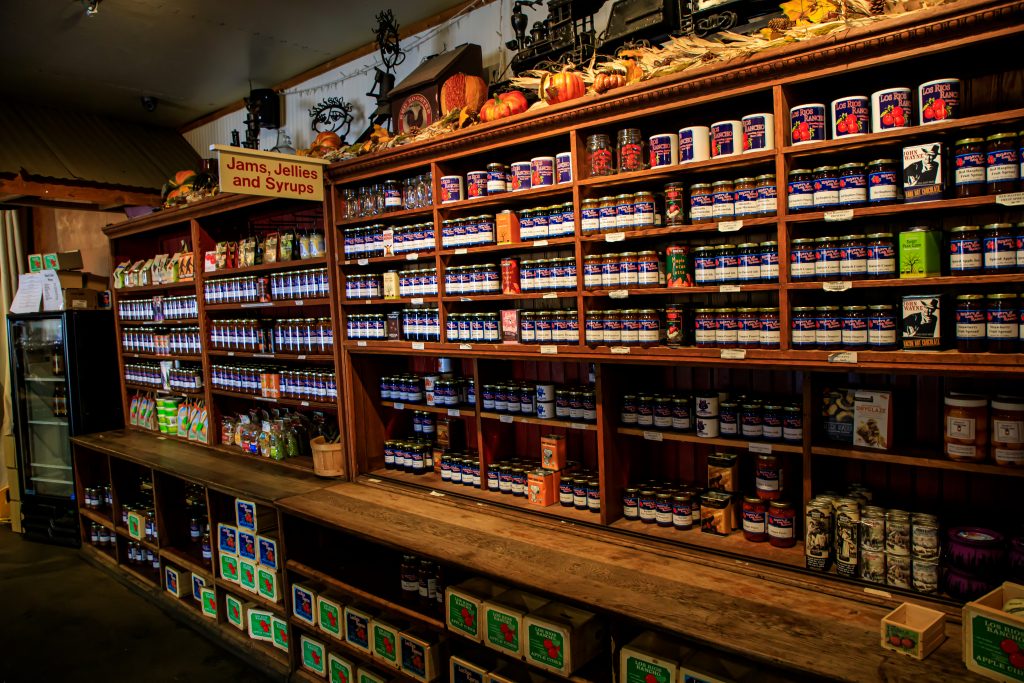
[220,499,284,647]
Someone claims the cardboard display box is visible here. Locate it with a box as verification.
[164,566,191,598]
[300,633,327,676]
[446,578,507,643]
[328,652,355,683]
[400,626,445,682]
[317,592,345,640]
[482,589,550,657]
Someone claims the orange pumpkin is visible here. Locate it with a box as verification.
[479,91,529,123]
[539,70,586,105]
[314,131,342,149]
[440,73,489,116]
[593,72,627,94]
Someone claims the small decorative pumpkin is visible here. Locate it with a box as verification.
[593,72,627,94]
[479,91,529,123]
[539,69,586,105]
[440,73,489,116]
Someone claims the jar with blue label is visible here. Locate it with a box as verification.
[616,194,635,230]
[787,169,814,212]
[986,133,1020,194]
[756,174,778,216]
[734,177,759,216]
[690,184,714,223]
[949,225,983,274]
[816,306,842,350]
[693,246,717,284]
[867,304,898,349]
[841,305,868,349]
[737,243,762,282]
[814,236,841,280]
[760,307,781,349]
[623,488,639,519]
[791,307,817,348]
[719,401,738,436]
[954,138,986,197]
[812,166,840,208]
[695,308,717,347]
[867,159,899,204]
[716,244,738,283]
[672,494,693,530]
[762,404,783,440]
[634,192,656,228]
[839,234,867,279]
[866,232,896,279]
[383,179,403,210]
[987,293,1019,353]
[711,180,735,220]
[716,308,738,348]
[598,196,617,232]
[790,238,817,280]
[760,241,779,281]
[838,163,867,206]
[983,223,1017,271]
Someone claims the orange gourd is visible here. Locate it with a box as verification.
[593,72,627,94]
[479,91,529,123]
[440,73,489,116]
[539,70,586,105]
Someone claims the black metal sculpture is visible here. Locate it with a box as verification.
[309,97,355,143]
[357,9,406,143]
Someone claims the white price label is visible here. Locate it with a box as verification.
[157,436,166,441]
[227,351,235,356]
[571,423,588,430]
[824,209,855,222]
[605,232,626,243]
[534,239,549,247]
[429,491,446,497]
[131,353,139,358]
[543,292,559,299]
[828,351,859,364]
[719,285,741,293]
[295,300,304,306]
[256,396,277,403]
[460,297,471,302]
[411,297,424,305]
[823,281,852,292]
[448,408,461,417]
[366,477,381,483]
[720,349,747,360]
[297,355,306,360]
[300,401,310,407]
[540,345,558,354]
[455,248,468,255]
[643,431,663,442]
[406,253,420,260]
[357,258,369,266]
[609,289,629,299]
[610,346,631,354]
[356,341,367,347]
[499,414,514,423]
[459,344,472,350]
[717,220,743,232]
[392,402,405,410]
[411,342,425,350]
[364,299,373,304]
[253,353,274,359]
[241,302,270,308]
[996,192,1024,206]
[748,442,773,454]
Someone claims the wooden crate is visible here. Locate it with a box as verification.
[880,602,946,660]
[963,582,1024,681]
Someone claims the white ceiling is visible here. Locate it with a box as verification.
[0,0,468,128]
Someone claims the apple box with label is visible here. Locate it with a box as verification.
[237,530,257,561]
[292,582,319,627]
[225,593,246,630]
[619,631,687,683]
[192,574,208,602]
[328,652,355,683]
[524,601,607,676]
[357,667,388,683]
[218,523,238,554]
[127,510,145,540]
[483,589,550,658]
[449,654,491,683]
[164,566,191,598]
[239,558,258,593]
[248,608,274,641]
[317,592,344,640]
[344,604,374,653]
[257,534,279,570]
[257,567,280,603]
[220,552,239,583]
[446,577,507,642]
[400,627,444,682]
[300,634,327,676]
[271,616,290,653]
[199,586,218,619]
[370,618,403,669]
[235,498,276,534]
[961,581,1024,681]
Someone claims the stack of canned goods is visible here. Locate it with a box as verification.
[209,365,337,402]
[379,373,474,407]
[791,304,898,350]
[383,437,437,474]
[117,295,198,321]
[787,160,899,211]
[805,489,941,595]
[692,241,780,284]
[445,312,502,343]
[342,224,436,259]
[444,265,502,295]
[122,326,201,355]
[580,192,659,234]
[167,367,203,392]
[516,310,581,344]
[482,382,594,422]
[790,234,896,280]
[686,175,779,224]
[125,363,163,387]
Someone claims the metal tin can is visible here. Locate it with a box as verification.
[860,549,886,583]
[500,258,520,295]
[911,514,940,561]
[555,152,573,183]
[885,510,911,555]
[835,503,860,578]
[649,133,679,167]
[511,161,532,191]
[466,170,488,198]
[530,156,555,187]
[665,244,692,288]
[861,509,886,552]
[440,175,464,203]
[805,500,833,571]
[886,553,911,588]
[790,103,826,144]
[912,558,940,594]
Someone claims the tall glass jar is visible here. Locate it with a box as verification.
[617,129,644,173]
[586,134,614,177]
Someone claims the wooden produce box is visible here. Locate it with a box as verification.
[963,582,1024,681]
[880,602,946,660]
[446,577,507,643]
[482,588,550,657]
[620,630,687,683]
[523,601,606,676]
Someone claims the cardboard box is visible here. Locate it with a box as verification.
[217,523,238,554]
[822,388,855,443]
[239,558,258,593]
[57,270,107,292]
[881,602,946,660]
[707,453,738,493]
[902,142,944,202]
[620,631,687,683]
[220,552,239,583]
[400,627,444,682]
[235,498,276,533]
[345,604,374,653]
[127,510,145,540]
[292,582,318,626]
[192,574,207,602]
[164,566,191,598]
[248,608,274,641]
[63,288,98,310]
[328,653,356,683]
[700,491,735,536]
[386,311,402,340]
[257,567,280,603]
[501,309,521,343]
[899,228,941,277]
[902,294,942,349]
[44,251,83,271]
[357,667,388,683]
[483,589,550,657]
[317,592,345,640]
[853,390,893,450]
[371,618,403,669]
[496,211,521,244]
[260,372,281,399]
[225,593,246,630]
[300,633,327,676]
[257,534,279,570]
[271,616,290,652]
[199,586,218,619]
[27,254,43,273]
[523,601,606,676]
[237,530,256,561]
[962,581,1024,681]
[450,654,492,683]
[383,271,400,299]
[540,434,566,471]
[446,578,507,642]
[527,469,560,507]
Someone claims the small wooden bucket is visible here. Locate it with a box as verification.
[310,436,345,478]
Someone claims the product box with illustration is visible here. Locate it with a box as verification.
[300,633,327,676]
[164,566,191,598]
[237,530,256,561]
[620,631,689,683]
[526,469,559,507]
[371,617,404,669]
[220,551,239,583]
[539,434,566,470]
[450,652,494,683]
[235,497,276,533]
[292,582,319,627]
[328,652,355,683]
[853,390,893,451]
[523,601,607,676]
[345,604,374,653]
[446,577,507,642]
[317,592,345,640]
[357,667,389,683]
[880,602,946,660]
[271,616,290,653]
[239,558,258,593]
[192,574,208,601]
[963,582,1024,681]
[822,388,855,443]
[401,627,445,682]
[199,586,218,619]
[225,593,249,631]
[902,142,944,202]
[899,228,941,278]
[257,533,279,569]
[257,566,280,603]
[902,294,943,349]
[217,523,238,554]
[482,588,550,657]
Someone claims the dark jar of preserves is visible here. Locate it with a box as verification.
[694,308,717,348]
[867,158,899,205]
[767,500,797,548]
[737,307,762,349]
[812,165,840,208]
[987,293,1019,353]
[954,138,986,197]
[866,232,896,279]
[787,169,815,212]
[986,132,1020,194]
[949,225,983,274]
[839,234,867,279]
[815,306,842,350]
[755,454,783,500]
[622,487,639,519]
[984,223,1017,272]
[841,305,868,350]
[672,493,694,530]
[955,294,987,353]
[742,496,768,542]
[791,306,817,349]
[867,304,899,350]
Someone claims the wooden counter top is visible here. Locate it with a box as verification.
[71,430,330,504]
[277,479,984,683]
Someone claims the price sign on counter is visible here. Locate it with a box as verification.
[356,341,367,347]
[719,285,741,293]
[357,259,369,266]
[410,297,424,305]
[610,346,631,354]
[499,414,513,424]
[534,240,549,247]
[392,402,405,410]
[455,248,468,255]
[447,408,460,417]
[459,344,472,350]
[406,253,420,260]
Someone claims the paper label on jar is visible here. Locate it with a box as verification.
[996,191,1024,206]
[718,220,743,232]
[824,209,854,222]
[994,419,1023,443]
[605,232,626,243]
[946,416,976,440]
[946,442,978,458]
[823,281,852,292]
[828,351,859,364]
[643,431,663,441]
[720,349,746,360]
[994,448,1024,464]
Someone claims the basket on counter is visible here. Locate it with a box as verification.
[310,436,345,478]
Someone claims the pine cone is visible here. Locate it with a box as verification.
[870,0,886,14]
[768,17,794,31]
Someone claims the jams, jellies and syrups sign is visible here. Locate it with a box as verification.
[210,144,329,201]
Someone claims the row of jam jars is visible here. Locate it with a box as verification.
[692,307,781,349]
[790,233,896,281]
[791,304,898,350]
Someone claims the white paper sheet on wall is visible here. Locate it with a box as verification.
[9,273,42,314]
[40,270,64,311]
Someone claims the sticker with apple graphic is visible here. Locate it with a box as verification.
[330,663,349,683]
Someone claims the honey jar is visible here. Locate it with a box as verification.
[944,395,989,463]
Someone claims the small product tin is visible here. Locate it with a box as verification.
[440,175,464,204]
[741,113,774,152]
[918,78,960,124]
[871,87,913,132]
[831,96,869,138]
[678,126,711,163]
[510,161,532,191]
[530,156,555,187]
[467,171,488,199]
[649,133,679,167]
[790,103,826,144]
[555,152,572,184]
[710,120,742,158]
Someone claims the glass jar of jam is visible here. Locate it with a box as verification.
[944,395,989,462]
[954,137,986,197]
[655,492,674,527]
[714,244,736,284]
[760,241,779,282]
[719,401,738,436]
[638,489,657,523]
[783,405,803,442]
[987,293,1019,353]
[760,307,781,349]
[737,243,761,282]
[755,454,782,500]
[866,232,896,279]
[620,309,640,346]
[634,192,656,228]
[956,294,986,353]
[637,251,659,287]
[690,183,714,224]
[991,399,1024,466]
[711,180,735,220]
[867,304,898,350]
[812,165,840,208]
[867,159,899,204]
[694,308,717,348]
[814,236,840,280]
[715,308,738,348]
[762,404,783,441]
[983,223,1017,272]
[622,487,639,519]
[639,309,659,347]
[756,174,777,217]
[792,306,817,349]
[839,234,867,279]
[787,169,814,212]
[598,196,617,233]
[672,493,694,530]
[838,162,867,207]
[580,198,601,234]
[615,193,636,231]
[841,305,868,349]
[587,134,614,177]
[816,306,842,350]
[734,177,758,217]
[737,308,761,349]
[742,496,768,542]
[949,225,983,274]
[665,182,686,225]
[986,132,1020,194]
[790,238,817,280]
[741,403,763,439]
[767,500,796,548]
[693,245,716,284]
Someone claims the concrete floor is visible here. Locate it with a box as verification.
[0,526,270,682]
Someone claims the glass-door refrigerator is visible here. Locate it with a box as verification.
[7,310,123,546]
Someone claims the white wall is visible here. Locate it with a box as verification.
[183,1,614,155]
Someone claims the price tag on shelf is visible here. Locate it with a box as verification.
[828,351,859,364]
[571,423,588,430]
[543,292,559,299]
[411,342,425,350]
[610,346,631,354]
[534,239,549,247]
[720,349,747,360]
[748,442,773,454]
[609,289,629,299]
[717,220,743,232]
[540,345,558,355]
[499,414,514,424]
[393,402,405,410]
[356,341,367,347]
[448,408,461,417]
[411,297,424,305]
[364,299,373,304]
[295,300,304,306]
[455,248,468,255]
[824,209,854,222]
[226,351,235,356]
[357,259,369,266]
[157,436,166,441]
[241,302,270,308]
[459,344,472,350]
[300,401,310,407]
[253,353,274,359]
[460,297,471,302]
[429,491,446,498]
[256,396,277,403]
[406,253,420,260]
[366,477,381,483]
[297,355,307,360]
[823,281,852,292]
[605,232,626,243]
[643,431,663,442]
[996,192,1024,206]
[131,353,139,358]
[719,285,741,293]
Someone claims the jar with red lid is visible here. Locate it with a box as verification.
[956,294,986,353]
[742,497,768,542]
[954,137,986,197]
[767,500,796,548]
[755,454,783,500]
[986,132,1020,194]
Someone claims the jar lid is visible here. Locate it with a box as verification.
[711,180,734,187]
[735,177,755,183]
[944,395,987,407]
[761,240,778,247]
[988,293,1018,300]
[738,307,759,313]
[817,305,840,311]
[716,244,736,251]
[993,399,1024,411]
[843,305,867,311]
[868,304,893,311]
[950,225,979,233]
[954,137,984,145]
[902,226,935,233]
[841,234,865,240]
[814,236,832,243]
[956,294,984,301]
[792,237,814,244]
[793,306,816,312]
[694,245,714,252]
[812,165,837,173]
[948,526,1004,545]
[716,307,737,313]
[673,493,692,502]
[690,183,711,190]
[635,191,654,198]
[839,162,865,170]
[867,158,896,165]
[755,174,776,181]
[738,242,758,248]
[984,222,1014,229]
[866,232,893,239]
[743,495,764,504]
[694,307,715,313]
[769,500,792,509]
[624,487,638,494]
[759,307,780,313]
[986,132,1018,141]
[581,198,599,205]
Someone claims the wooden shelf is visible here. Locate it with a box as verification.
[78,507,114,529]
[82,542,118,567]
[117,318,199,326]
[206,443,316,474]
[381,401,474,418]
[210,388,337,411]
[336,205,433,227]
[203,297,331,310]
[114,525,160,553]
[617,427,803,454]
[114,281,195,295]
[579,216,778,242]
[811,444,1024,476]
[207,349,335,362]
[287,559,445,630]
[124,383,204,397]
[117,560,162,587]
[442,290,577,302]
[287,617,417,681]
[479,411,597,431]
[438,236,576,257]
[215,576,285,613]
[160,545,214,577]
[345,296,431,305]
[788,273,1024,290]
[439,183,571,212]
[577,149,776,190]
[341,251,435,267]
[583,283,778,297]
[785,195,1004,224]
[121,352,201,362]
[200,257,327,280]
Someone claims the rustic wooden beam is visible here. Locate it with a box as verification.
[0,177,160,209]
